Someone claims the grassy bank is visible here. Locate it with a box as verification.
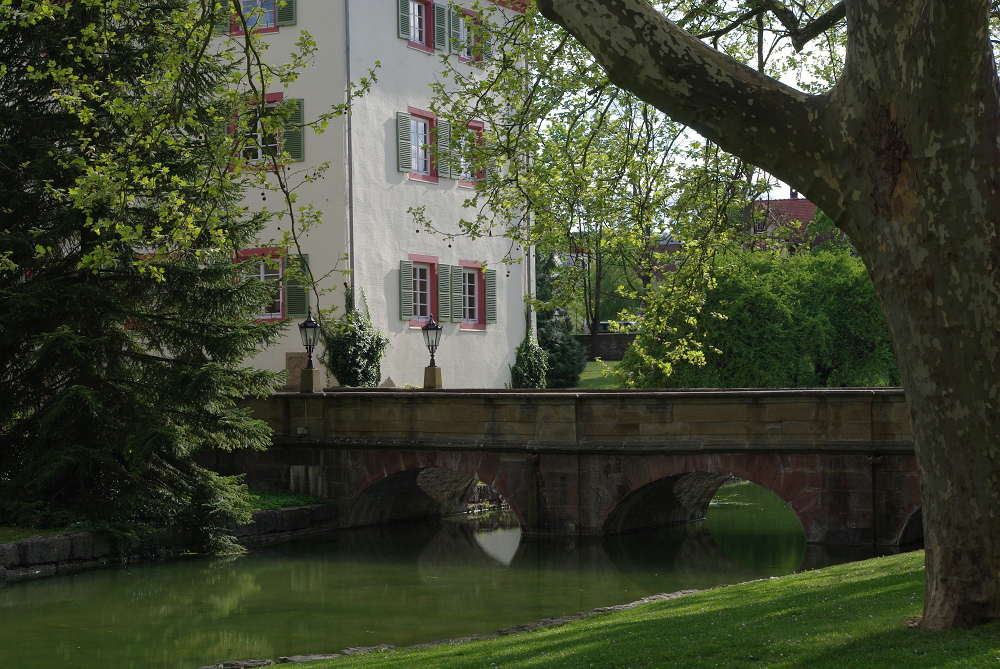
[576,361,620,389]
[290,551,998,669]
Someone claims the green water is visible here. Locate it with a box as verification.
[0,483,891,669]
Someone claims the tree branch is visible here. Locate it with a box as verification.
[535,0,828,190]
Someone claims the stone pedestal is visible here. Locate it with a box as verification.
[423,365,442,389]
[299,367,322,393]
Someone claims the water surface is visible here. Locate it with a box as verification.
[0,483,893,669]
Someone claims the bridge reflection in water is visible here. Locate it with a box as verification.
[0,482,906,669]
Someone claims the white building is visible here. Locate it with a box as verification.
[227,0,531,389]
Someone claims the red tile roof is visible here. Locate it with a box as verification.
[755,197,817,226]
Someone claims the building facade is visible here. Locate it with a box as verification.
[229,0,531,389]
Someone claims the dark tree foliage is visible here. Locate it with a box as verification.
[0,1,281,550]
[621,249,899,389]
[537,311,587,388]
[319,285,389,387]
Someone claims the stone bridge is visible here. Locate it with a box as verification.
[200,388,921,546]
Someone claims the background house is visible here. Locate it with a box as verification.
[228,0,531,389]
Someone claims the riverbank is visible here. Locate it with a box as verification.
[0,503,338,583]
[206,551,999,669]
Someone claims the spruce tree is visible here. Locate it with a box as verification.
[0,0,281,550]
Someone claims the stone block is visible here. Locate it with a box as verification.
[281,506,312,532]
[253,509,282,535]
[0,543,18,569]
[758,402,817,423]
[672,401,748,423]
[309,503,338,523]
[18,535,72,566]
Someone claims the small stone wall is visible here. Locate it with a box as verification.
[573,333,636,360]
[0,503,338,584]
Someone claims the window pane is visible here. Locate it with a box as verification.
[249,259,282,318]
[413,263,430,318]
[463,269,478,322]
[411,118,430,175]
[241,0,276,28]
[410,1,425,44]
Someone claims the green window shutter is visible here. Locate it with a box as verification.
[485,268,497,324]
[449,8,462,54]
[282,98,304,162]
[482,29,494,60]
[276,0,296,25]
[397,0,410,39]
[285,254,309,317]
[434,4,448,51]
[399,260,414,320]
[437,263,452,322]
[396,111,412,172]
[436,119,454,179]
[450,265,463,323]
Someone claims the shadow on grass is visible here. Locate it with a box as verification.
[301,552,998,669]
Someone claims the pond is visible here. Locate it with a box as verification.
[0,481,897,669]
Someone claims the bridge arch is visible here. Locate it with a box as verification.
[341,451,526,531]
[597,454,817,539]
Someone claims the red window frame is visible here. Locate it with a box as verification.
[458,260,486,330]
[239,247,285,322]
[229,92,285,171]
[407,106,439,184]
[409,253,439,327]
[458,120,486,188]
[407,0,435,53]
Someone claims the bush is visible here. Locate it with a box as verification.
[538,311,587,388]
[509,317,548,389]
[319,286,389,387]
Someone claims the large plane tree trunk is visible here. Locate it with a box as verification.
[537,0,1000,629]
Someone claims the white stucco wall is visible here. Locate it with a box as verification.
[243,0,530,389]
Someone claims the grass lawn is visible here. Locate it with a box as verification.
[575,360,620,389]
[0,526,54,543]
[286,551,1000,669]
[248,488,333,510]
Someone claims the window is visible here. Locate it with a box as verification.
[396,108,438,183]
[238,249,309,321]
[411,116,431,176]
[242,0,275,30]
[397,1,490,57]
[413,262,432,319]
[400,258,496,328]
[457,120,485,185]
[399,255,439,325]
[462,267,479,323]
[248,256,283,319]
[398,0,438,52]
[222,0,295,34]
[233,94,305,167]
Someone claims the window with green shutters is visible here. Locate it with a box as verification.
[400,258,497,328]
[397,108,438,183]
[238,248,307,321]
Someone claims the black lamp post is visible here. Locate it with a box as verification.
[297,308,322,394]
[421,315,443,388]
[298,307,321,369]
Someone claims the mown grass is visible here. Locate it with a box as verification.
[289,552,1000,669]
[575,360,620,389]
[248,488,333,510]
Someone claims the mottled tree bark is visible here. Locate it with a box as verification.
[537,0,1000,629]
